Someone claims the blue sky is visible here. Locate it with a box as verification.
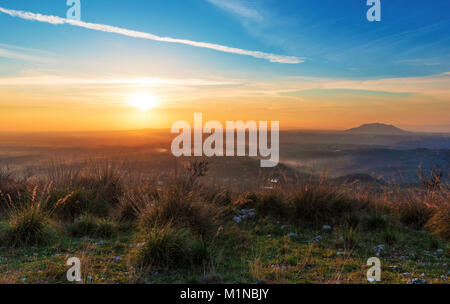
[1,0,449,79]
[0,0,449,131]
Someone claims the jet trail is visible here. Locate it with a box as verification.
[0,7,302,64]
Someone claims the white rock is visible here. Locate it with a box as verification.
[322,225,332,231]
[408,278,427,284]
[313,235,322,242]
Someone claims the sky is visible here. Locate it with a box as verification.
[0,0,449,132]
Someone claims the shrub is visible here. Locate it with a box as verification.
[45,161,124,219]
[79,162,123,214]
[95,218,117,238]
[117,186,158,222]
[344,213,361,229]
[134,225,209,270]
[343,228,359,249]
[363,213,388,231]
[0,221,9,243]
[427,235,442,250]
[256,191,290,219]
[139,188,220,238]
[67,214,98,237]
[291,184,353,226]
[396,199,433,230]
[0,167,29,212]
[47,189,90,221]
[6,202,52,247]
[426,202,450,240]
[381,229,400,246]
[172,160,209,195]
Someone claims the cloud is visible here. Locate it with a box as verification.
[0,74,241,88]
[0,6,302,64]
[0,43,54,63]
[206,0,263,22]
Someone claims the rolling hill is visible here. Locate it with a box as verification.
[345,123,409,135]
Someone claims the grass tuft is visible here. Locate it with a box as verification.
[363,213,389,231]
[256,190,290,219]
[134,225,209,270]
[426,201,450,240]
[138,189,220,238]
[95,218,117,238]
[6,202,53,247]
[291,184,353,226]
[67,214,98,237]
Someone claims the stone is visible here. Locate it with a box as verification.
[408,278,427,284]
[233,216,242,223]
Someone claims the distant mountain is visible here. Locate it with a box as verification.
[345,123,409,135]
[331,173,387,186]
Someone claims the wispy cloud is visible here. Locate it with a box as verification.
[206,0,263,22]
[0,6,302,64]
[0,43,54,63]
[0,74,240,88]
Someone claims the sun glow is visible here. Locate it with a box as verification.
[129,93,161,111]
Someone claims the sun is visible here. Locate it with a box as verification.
[129,93,161,111]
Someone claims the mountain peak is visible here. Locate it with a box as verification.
[345,123,408,135]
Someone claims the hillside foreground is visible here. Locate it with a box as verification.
[0,160,448,284]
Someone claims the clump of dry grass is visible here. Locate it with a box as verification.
[425,190,450,240]
[394,192,434,230]
[138,187,221,238]
[67,214,118,238]
[5,185,54,247]
[290,183,354,226]
[247,180,368,227]
[95,218,117,238]
[44,160,124,219]
[117,185,159,223]
[255,189,291,219]
[427,207,450,240]
[0,167,29,214]
[119,160,222,238]
[67,214,98,237]
[362,212,390,231]
[128,161,219,273]
[133,224,210,270]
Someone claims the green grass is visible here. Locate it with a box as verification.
[132,225,210,272]
[0,217,448,284]
[5,203,54,248]
[0,161,448,284]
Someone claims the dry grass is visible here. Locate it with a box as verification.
[0,159,448,284]
[426,191,450,240]
[133,224,210,270]
[4,186,54,247]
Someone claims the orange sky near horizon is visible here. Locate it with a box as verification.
[0,72,449,133]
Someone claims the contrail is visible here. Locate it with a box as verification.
[0,7,303,64]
